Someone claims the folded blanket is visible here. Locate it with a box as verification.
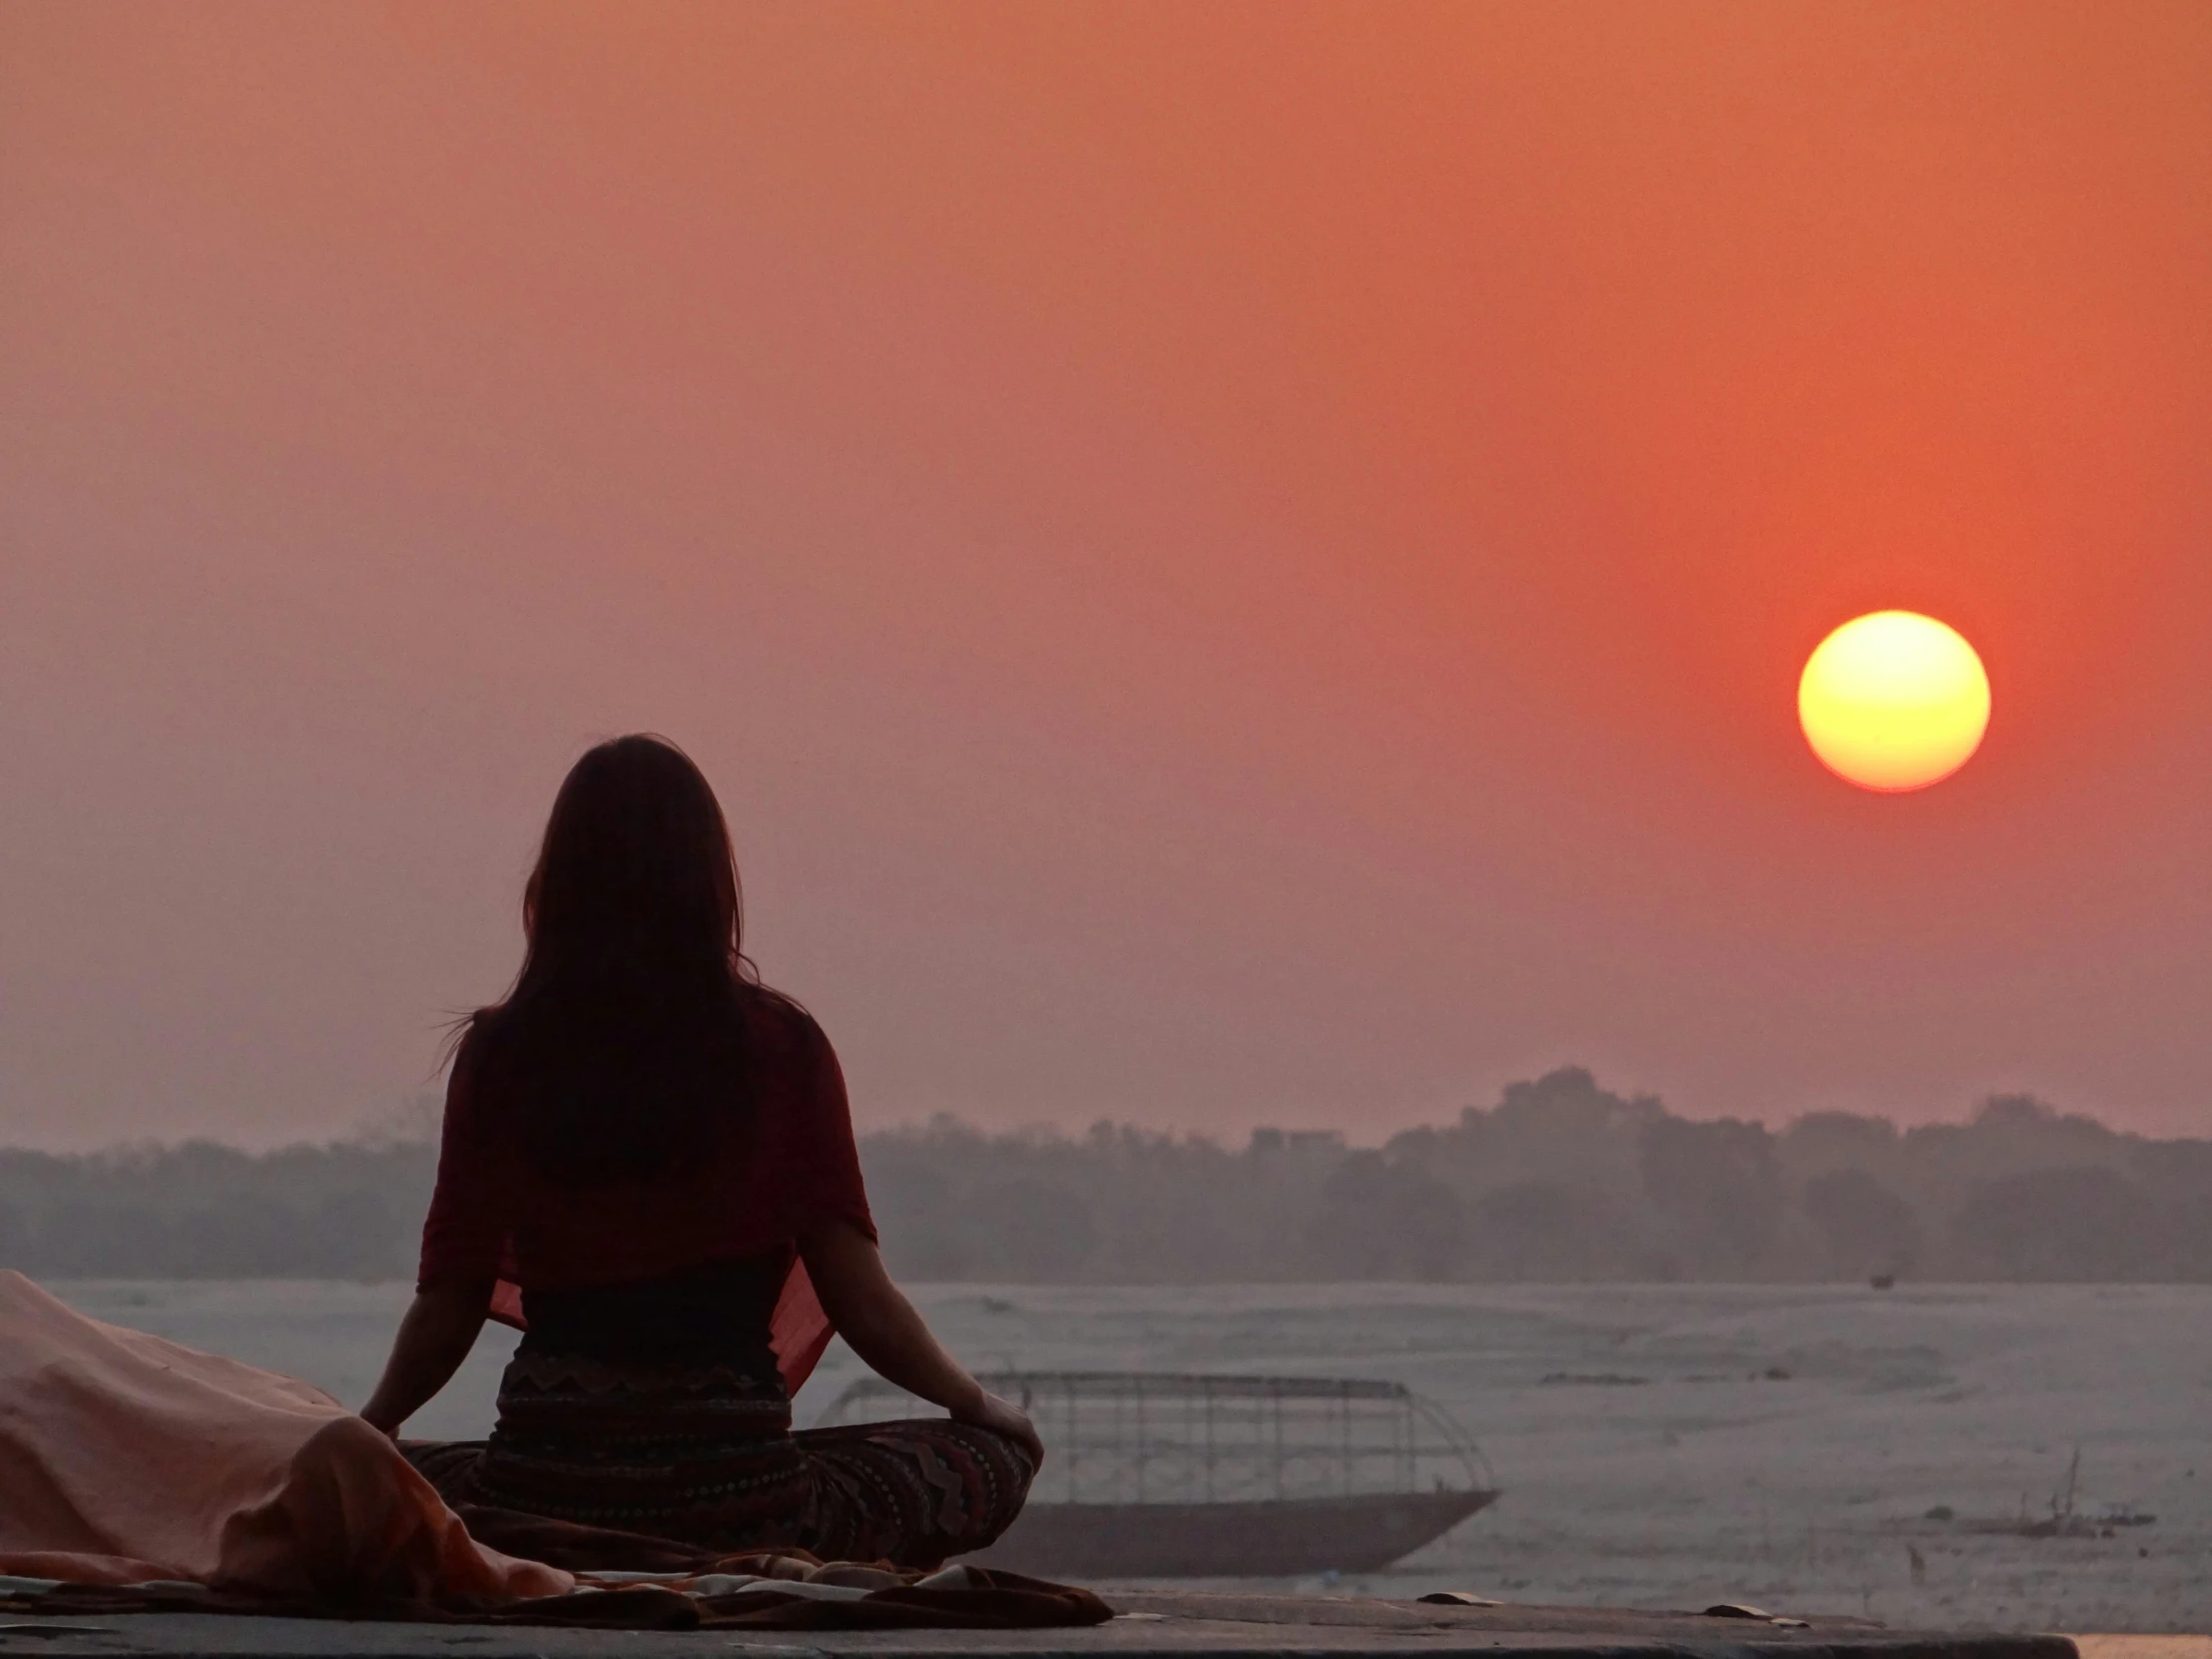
[0,1272,566,1602]
[0,1276,1109,1631]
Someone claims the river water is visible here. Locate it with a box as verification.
[43,1279,2212,1633]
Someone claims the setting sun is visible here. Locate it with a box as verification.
[1798,612,1990,793]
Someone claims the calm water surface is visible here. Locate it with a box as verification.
[47,1280,2212,1633]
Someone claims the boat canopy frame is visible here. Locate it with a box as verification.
[819,1370,1494,1508]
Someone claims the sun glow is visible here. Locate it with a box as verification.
[1798,612,1990,793]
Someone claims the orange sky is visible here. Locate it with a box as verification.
[3,3,2210,1146]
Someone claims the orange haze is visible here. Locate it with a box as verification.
[2,3,2210,1146]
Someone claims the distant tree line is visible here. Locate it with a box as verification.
[866,1073,2212,1284]
[2,1068,2208,1282]
[0,1134,436,1282]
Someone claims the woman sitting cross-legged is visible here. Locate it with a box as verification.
[361,735,1039,1568]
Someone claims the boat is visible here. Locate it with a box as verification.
[816,1370,1500,1578]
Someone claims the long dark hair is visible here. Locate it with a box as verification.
[461,735,788,1184]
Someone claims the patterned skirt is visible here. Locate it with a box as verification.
[403,1350,1033,1569]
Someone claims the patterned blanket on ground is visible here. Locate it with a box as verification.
[0,1558,1111,1631]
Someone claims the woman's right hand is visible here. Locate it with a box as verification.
[954,1387,1045,1470]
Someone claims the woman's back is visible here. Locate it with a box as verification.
[419,990,873,1300]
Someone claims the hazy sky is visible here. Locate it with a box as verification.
[4,4,2210,1148]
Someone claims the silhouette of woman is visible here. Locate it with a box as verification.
[362,735,1037,1566]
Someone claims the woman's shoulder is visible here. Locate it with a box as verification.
[741,984,830,1061]
[437,1012,508,1119]
[447,1006,513,1080]
[441,1007,540,1121]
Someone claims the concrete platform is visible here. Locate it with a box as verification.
[0,1591,2083,1659]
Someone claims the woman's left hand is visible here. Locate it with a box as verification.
[800,1223,1045,1470]
[954,1388,1045,1470]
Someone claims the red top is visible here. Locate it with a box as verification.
[416,996,874,1391]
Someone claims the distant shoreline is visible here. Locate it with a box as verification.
[5,1067,2207,1285]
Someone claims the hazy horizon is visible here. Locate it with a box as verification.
[0,1064,2174,1157]
[5,5,2211,1149]
[6,1070,2205,1288]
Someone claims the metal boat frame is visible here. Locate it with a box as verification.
[818,1370,1500,1577]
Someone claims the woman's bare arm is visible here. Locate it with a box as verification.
[799,1221,1042,1467]
[360,1279,493,1435]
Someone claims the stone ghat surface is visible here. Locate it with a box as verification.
[0,1591,2094,1659]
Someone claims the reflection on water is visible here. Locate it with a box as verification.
[47,1279,2212,1633]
